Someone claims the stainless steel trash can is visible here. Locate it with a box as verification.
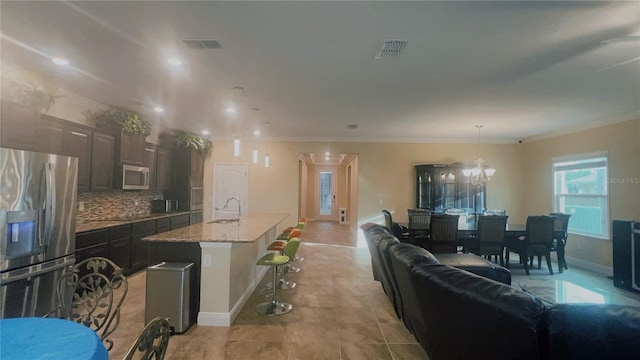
[145,262,195,333]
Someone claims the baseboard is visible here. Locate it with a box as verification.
[197,266,269,326]
[564,255,613,276]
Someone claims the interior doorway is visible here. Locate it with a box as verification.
[298,153,358,224]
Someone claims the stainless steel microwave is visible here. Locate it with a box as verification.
[122,164,150,190]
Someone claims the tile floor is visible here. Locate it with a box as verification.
[108,221,640,359]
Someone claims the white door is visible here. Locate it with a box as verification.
[213,164,248,219]
[315,167,336,220]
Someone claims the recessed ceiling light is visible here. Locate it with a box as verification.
[167,58,182,66]
[153,106,164,113]
[253,130,261,136]
[325,152,330,156]
[202,130,210,135]
[51,57,69,66]
[225,107,236,114]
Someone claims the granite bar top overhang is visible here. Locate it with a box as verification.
[142,213,289,243]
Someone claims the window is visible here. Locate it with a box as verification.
[553,153,608,238]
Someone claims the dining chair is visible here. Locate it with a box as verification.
[122,317,171,360]
[47,257,128,351]
[506,216,555,275]
[429,214,460,253]
[382,210,410,241]
[407,209,430,243]
[550,213,571,273]
[469,215,508,265]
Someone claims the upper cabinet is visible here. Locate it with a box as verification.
[144,142,157,190]
[155,146,173,190]
[118,131,146,166]
[91,130,116,191]
[38,115,93,191]
[174,147,205,188]
[1,100,40,152]
[415,164,486,213]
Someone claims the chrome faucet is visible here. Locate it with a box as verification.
[223,197,241,218]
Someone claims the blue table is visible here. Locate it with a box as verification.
[0,317,108,360]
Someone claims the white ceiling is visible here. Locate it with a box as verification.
[1,1,639,143]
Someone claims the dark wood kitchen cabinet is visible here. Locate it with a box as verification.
[144,143,157,190]
[75,229,110,264]
[170,214,191,230]
[38,115,92,191]
[109,225,132,271]
[131,220,155,273]
[91,130,116,191]
[155,146,172,190]
[415,163,486,213]
[174,147,205,188]
[118,131,146,166]
[0,100,39,151]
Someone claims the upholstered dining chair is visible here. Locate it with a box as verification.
[550,213,571,273]
[506,216,555,275]
[470,215,508,265]
[407,209,430,243]
[428,214,460,253]
[46,257,128,351]
[122,317,171,360]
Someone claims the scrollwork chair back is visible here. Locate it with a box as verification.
[123,317,171,360]
[52,256,128,351]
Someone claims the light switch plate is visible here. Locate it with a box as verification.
[78,201,84,211]
[203,254,212,267]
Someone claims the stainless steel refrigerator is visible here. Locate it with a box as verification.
[1,147,78,318]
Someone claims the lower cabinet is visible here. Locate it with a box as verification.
[170,214,190,229]
[131,220,155,272]
[75,229,110,263]
[109,225,132,271]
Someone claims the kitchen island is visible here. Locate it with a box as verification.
[142,213,289,326]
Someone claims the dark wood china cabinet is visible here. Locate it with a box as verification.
[415,163,486,213]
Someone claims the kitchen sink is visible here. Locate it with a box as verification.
[207,218,240,224]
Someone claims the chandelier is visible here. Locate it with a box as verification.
[462,125,496,186]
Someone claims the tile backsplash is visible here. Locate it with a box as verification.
[77,190,164,221]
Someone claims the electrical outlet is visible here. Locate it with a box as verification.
[203,254,212,267]
[134,200,140,206]
[78,201,84,211]
[379,199,383,205]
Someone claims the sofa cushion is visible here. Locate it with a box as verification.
[388,243,439,352]
[411,264,547,360]
[377,233,402,318]
[435,253,512,285]
[361,224,389,282]
[545,304,640,360]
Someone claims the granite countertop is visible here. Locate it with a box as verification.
[76,211,192,233]
[142,213,289,244]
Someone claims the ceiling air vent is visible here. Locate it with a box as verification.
[375,40,408,59]
[182,39,223,49]
[346,124,358,129]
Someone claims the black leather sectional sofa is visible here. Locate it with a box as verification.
[362,223,640,360]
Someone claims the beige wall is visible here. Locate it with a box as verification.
[521,118,640,269]
[204,140,525,229]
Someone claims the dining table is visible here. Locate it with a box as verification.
[0,317,108,360]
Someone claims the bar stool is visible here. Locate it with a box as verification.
[268,229,303,273]
[266,238,301,289]
[256,251,293,316]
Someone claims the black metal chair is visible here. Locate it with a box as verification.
[428,214,460,253]
[550,213,571,273]
[122,317,171,360]
[382,209,410,241]
[506,216,555,275]
[46,257,128,351]
[468,215,508,265]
